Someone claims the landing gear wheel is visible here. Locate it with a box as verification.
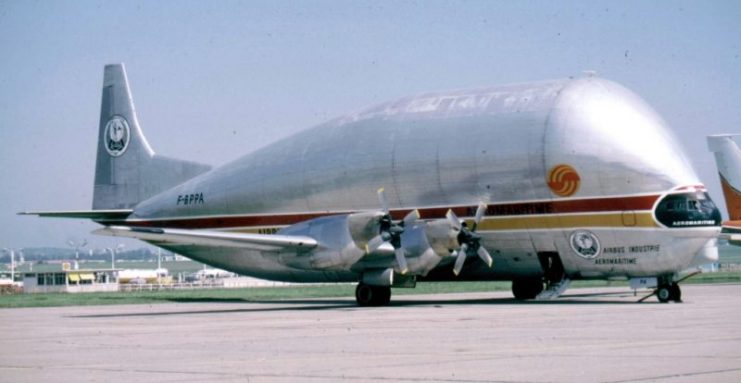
[512,278,544,300]
[355,284,391,306]
[656,285,672,303]
[656,283,682,303]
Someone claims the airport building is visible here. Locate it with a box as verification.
[17,266,296,294]
[22,269,119,293]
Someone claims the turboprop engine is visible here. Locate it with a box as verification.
[276,214,369,271]
[362,201,494,276]
[275,207,411,272]
[278,189,494,278]
[398,218,458,276]
[368,196,495,276]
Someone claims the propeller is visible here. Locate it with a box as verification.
[365,188,417,275]
[446,202,493,276]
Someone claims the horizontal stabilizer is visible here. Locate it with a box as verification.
[720,232,741,241]
[18,209,132,221]
[721,221,741,246]
[94,226,318,252]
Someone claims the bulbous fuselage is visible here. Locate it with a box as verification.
[129,76,720,282]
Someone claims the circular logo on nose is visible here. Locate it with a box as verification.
[569,230,601,259]
[547,164,580,197]
[104,116,130,157]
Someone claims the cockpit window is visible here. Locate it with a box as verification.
[700,199,716,211]
[687,200,699,211]
[654,192,720,228]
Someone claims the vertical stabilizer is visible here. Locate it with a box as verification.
[707,135,741,220]
[94,64,211,209]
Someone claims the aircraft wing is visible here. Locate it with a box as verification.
[94,226,318,252]
[18,209,133,220]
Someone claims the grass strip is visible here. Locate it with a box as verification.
[1,272,739,309]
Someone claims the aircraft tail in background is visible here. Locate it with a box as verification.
[707,134,741,221]
[708,134,741,245]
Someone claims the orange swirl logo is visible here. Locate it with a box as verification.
[547,164,580,197]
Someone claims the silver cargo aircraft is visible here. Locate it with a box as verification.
[23,64,723,305]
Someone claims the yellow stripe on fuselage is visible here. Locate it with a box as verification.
[475,212,658,230]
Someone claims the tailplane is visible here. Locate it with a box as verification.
[707,135,741,221]
[94,64,211,209]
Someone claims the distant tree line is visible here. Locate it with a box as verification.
[0,247,173,263]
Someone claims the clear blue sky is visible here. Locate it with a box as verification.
[1,0,740,250]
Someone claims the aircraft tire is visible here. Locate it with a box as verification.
[355,283,391,306]
[512,278,543,300]
[656,285,672,303]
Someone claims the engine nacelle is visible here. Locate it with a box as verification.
[278,214,366,271]
[346,211,385,250]
[423,219,460,257]
[278,212,462,277]
[398,218,459,276]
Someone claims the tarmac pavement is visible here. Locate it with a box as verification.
[1,284,740,382]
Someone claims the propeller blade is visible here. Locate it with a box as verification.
[377,188,390,214]
[403,209,420,228]
[453,243,468,276]
[477,246,493,268]
[395,247,409,275]
[366,235,385,254]
[446,209,461,231]
[474,203,487,229]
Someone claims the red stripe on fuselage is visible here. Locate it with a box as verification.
[107,194,661,230]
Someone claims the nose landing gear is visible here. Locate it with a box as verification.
[638,272,699,303]
[655,283,682,303]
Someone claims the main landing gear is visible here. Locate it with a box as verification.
[355,283,391,306]
[511,278,544,300]
[510,252,569,301]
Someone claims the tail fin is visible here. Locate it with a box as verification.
[707,134,741,220]
[93,64,212,209]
